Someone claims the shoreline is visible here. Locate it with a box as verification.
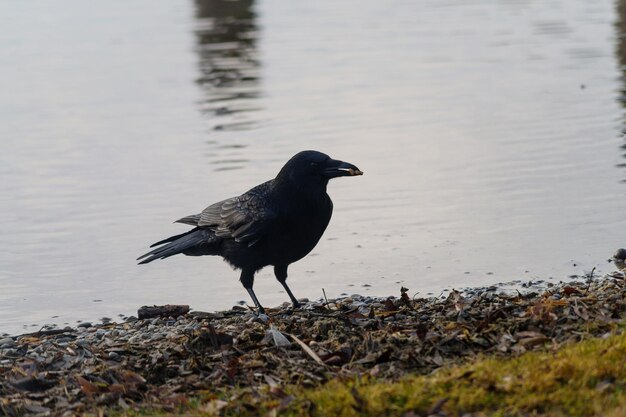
[1,273,591,339]
[1,271,625,416]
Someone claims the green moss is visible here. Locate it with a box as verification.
[116,329,626,417]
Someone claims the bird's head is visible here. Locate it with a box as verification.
[613,248,626,272]
[277,150,363,190]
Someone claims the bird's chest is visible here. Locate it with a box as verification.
[268,198,332,263]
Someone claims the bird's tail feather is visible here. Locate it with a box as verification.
[149,230,193,248]
[137,228,214,264]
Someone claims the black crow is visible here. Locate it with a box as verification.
[137,150,363,314]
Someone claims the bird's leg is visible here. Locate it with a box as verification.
[246,288,265,315]
[274,265,301,309]
[240,270,265,314]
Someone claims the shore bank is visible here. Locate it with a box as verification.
[1,272,625,416]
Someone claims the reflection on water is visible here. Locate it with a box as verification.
[616,0,626,180]
[194,0,260,171]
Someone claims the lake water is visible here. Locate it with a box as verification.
[1,0,625,335]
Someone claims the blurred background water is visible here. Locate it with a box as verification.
[1,0,625,334]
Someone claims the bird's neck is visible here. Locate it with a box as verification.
[271,177,329,205]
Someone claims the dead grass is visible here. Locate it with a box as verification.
[119,327,626,417]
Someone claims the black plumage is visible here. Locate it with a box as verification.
[137,150,363,313]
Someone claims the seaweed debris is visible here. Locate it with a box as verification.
[1,275,625,415]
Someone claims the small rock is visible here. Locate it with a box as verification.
[76,339,89,347]
[184,324,199,332]
[357,306,371,315]
[0,337,15,347]
[248,314,269,324]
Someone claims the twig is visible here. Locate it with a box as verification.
[322,288,330,310]
[584,267,596,295]
[288,333,326,366]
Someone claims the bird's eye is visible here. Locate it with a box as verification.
[310,162,318,168]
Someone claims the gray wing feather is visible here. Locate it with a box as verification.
[175,214,201,226]
[178,181,276,246]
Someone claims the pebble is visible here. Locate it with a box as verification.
[248,314,270,324]
[76,339,90,347]
[184,324,199,332]
[0,337,15,347]
[357,306,371,315]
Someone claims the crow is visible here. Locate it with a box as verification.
[137,150,363,314]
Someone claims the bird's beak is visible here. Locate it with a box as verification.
[323,159,363,178]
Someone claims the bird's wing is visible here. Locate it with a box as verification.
[175,214,201,226]
[176,181,277,246]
